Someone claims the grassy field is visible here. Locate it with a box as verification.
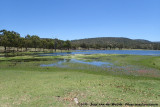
[0,54,160,107]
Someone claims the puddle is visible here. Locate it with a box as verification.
[40,59,68,67]
[40,59,113,67]
[71,59,113,67]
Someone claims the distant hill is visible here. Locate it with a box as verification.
[133,39,151,43]
[71,37,159,50]
[71,37,151,45]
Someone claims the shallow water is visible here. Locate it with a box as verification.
[40,58,160,77]
[40,59,113,67]
[40,59,67,67]
[40,50,160,56]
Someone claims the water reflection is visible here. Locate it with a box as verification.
[40,59,113,67]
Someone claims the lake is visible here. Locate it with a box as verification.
[40,50,160,56]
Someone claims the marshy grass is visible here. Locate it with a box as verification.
[0,54,160,106]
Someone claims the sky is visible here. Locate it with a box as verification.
[0,0,160,41]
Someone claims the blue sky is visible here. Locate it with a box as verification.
[0,0,160,41]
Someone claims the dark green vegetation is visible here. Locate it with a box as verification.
[0,54,160,106]
[72,37,160,50]
[0,29,71,53]
[1,29,160,53]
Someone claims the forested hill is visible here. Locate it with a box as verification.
[71,37,160,50]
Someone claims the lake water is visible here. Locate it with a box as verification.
[40,50,160,56]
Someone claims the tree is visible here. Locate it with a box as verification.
[41,39,48,52]
[57,40,64,52]
[18,37,25,52]
[30,35,40,51]
[153,43,159,50]
[10,31,21,51]
[80,43,87,49]
[108,44,112,50]
[54,38,58,52]
[117,44,123,50]
[0,30,9,52]
[65,40,71,51]
[0,35,2,46]
[24,35,31,51]
[95,44,101,49]
[112,43,117,50]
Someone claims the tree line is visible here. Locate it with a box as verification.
[0,29,71,52]
[1,29,160,53]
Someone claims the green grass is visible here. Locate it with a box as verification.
[0,54,160,107]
